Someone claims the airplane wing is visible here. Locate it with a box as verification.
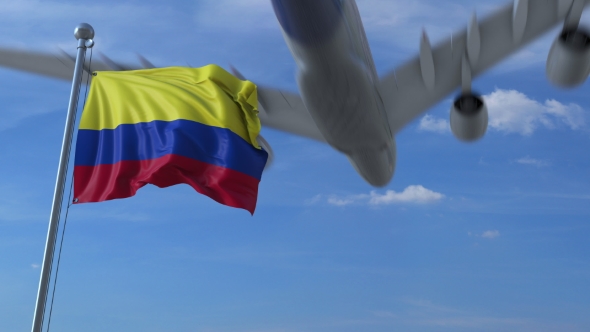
[255,87,324,141]
[0,47,325,142]
[0,47,145,81]
[380,0,590,134]
[1,0,587,142]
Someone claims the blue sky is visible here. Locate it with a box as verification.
[1,0,590,331]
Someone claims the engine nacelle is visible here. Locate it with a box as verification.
[546,28,590,87]
[450,93,488,142]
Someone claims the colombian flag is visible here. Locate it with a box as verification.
[73,65,268,214]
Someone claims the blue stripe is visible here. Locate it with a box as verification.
[74,119,268,180]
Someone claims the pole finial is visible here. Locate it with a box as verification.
[74,23,94,40]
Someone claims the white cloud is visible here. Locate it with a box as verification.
[418,89,586,136]
[31,264,40,269]
[418,115,449,133]
[481,230,500,239]
[322,185,444,207]
[327,197,357,206]
[516,156,550,167]
[484,88,585,135]
[369,185,445,205]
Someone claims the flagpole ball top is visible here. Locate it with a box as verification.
[74,23,94,40]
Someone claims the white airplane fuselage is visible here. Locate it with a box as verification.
[271,0,396,186]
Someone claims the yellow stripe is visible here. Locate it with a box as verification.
[79,65,261,147]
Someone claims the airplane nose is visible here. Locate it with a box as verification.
[271,0,343,46]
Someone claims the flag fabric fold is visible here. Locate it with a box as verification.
[73,65,267,214]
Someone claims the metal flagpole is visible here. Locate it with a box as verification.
[31,23,94,332]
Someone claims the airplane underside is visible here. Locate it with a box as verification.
[1,0,588,187]
[271,0,396,186]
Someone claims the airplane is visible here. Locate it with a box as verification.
[0,0,589,187]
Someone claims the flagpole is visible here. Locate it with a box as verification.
[31,23,94,332]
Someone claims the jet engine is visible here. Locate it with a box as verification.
[546,28,590,87]
[450,93,488,142]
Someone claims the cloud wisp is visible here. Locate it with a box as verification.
[315,185,445,207]
[516,156,550,167]
[194,0,277,32]
[481,230,500,239]
[417,88,586,136]
[469,230,501,239]
[418,114,449,133]
[371,297,535,329]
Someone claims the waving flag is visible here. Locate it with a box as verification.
[73,65,268,214]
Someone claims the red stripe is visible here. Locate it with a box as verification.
[74,154,260,214]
